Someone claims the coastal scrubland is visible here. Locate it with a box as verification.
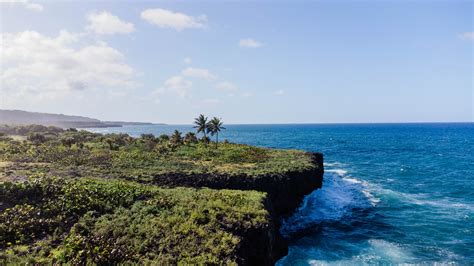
[0,125,322,264]
[0,125,314,181]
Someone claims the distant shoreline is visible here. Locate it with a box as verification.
[0,109,163,129]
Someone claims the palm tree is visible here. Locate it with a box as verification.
[193,114,209,139]
[170,130,183,146]
[207,117,225,148]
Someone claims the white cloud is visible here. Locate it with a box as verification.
[86,11,135,35]
[182,67,216,80]
[184,57,192,64]
[2,0,43,12]
[1,30,135,104]
[241,92,254,98]
[239,38,263,48]
[203,98,220,104]
[216,81,238,92]
[162,76,192,97]
[140,8,207,31]
[274,89,284,95]
[459,32,474,41]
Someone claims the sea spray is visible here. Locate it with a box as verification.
[280,165,376,237]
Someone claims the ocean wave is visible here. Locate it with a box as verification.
[306,239,413,265]
[375,187,474,212]
[280,168,378,236]
[324,162,347,167]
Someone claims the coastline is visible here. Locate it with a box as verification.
[0,126,324,264]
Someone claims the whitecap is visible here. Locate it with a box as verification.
[280,168,378,235]
[324,162,345,167]
[304,240,413,265]
[375,188,474,212]
[325,169,348,176]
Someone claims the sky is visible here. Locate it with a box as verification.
[0,0,473,124]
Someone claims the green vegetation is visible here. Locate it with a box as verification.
[0,123,318,264]
[0,125,314,181]
[0,177,268,264]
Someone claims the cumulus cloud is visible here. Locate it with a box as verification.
[2,0,43,12]
[1,30,135,103]
[459,32,474,41]
[239,38,263,48]
[86,11,135,35]
[140,8,207,31]
[274,89,284,95]
[162,76,192,97]
[215,81,238,92]
[182,67,216,80]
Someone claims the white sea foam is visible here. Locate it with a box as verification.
[325,169,348,176]
[367,239,413,263]
[305,240,413,265]
[280,167,379,235]
[376,187,474,212]
[324,162,346,167]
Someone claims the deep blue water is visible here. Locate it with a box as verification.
[87,123,474,264]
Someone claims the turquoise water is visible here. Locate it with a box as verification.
[87,123,474,264]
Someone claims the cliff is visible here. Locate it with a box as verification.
[128,152,325,264]
[139,152,324,217]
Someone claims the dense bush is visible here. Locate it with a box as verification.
[0,124,63,136]
[0,178,268,264]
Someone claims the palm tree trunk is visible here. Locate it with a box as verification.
[216,133,218,149]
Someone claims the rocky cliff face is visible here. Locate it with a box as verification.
[139,152,324,264]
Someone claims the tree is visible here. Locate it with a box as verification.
[140,134,156,142]
[200,136,210,145]
[103,137,115,150]
[193,114,209,139]
[27,132,47,145]
[207,117,225,148]
[158,134,170,143]
[170,130,183,146]
[184,132,198,145]
[61,136,75,148]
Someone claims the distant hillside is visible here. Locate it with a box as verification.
[0,109,156,128]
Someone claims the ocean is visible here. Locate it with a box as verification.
[87,123,474,264]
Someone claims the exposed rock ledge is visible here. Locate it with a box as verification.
[136,152,324,265]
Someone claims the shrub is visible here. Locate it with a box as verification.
[27,133,47,145]
[184,132,198,145]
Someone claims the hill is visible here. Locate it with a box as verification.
[0,110,155,128]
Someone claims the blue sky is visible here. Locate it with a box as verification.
[1,0,472,124]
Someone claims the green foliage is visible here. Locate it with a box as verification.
[158,134,170,143]
[193,114,209,138]
[0,124,63,136]
[0,178,268,264]
[184,132,198,144]
[170,130,183,146]
[26,133,47,145]
[0,129,314,179]
[0,123,318,264]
